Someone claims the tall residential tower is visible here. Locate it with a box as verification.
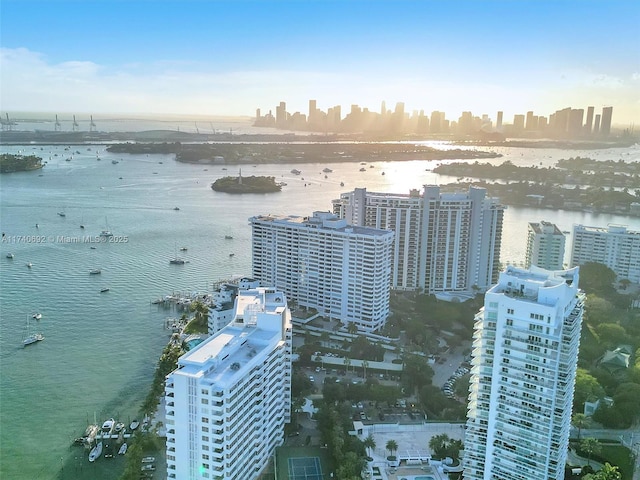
[332,185,505,297]
[463,266,583,480]
[525,221,566,270]
[165,288,292,480]
[250,211,394,332]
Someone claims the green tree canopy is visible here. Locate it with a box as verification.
[580,263,617,295]
[595,323,627,347]
[574,368,605,410]
[402,354,434,394]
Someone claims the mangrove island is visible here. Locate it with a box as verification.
[210,175,282,194]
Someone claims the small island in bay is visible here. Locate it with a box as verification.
[0,153,44,173]
[211,175,282,194]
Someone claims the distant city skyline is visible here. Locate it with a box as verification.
[1,1,639,125]
[255,99,617,137]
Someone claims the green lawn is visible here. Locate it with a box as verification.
[599,444,634,480]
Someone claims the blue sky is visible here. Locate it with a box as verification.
[1,0,639,124]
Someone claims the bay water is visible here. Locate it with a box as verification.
[0,140,638,479]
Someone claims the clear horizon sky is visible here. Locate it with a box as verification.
[1,0,639,125]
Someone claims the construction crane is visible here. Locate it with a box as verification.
[55,114,61,131]
[72,115,79,131]
[90,115,96,132]
[1,113,17,131]
[194,122,199,134]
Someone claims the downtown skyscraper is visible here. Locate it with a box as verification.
[463,266,584,480]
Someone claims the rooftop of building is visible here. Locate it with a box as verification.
[529,221,564,235]
[251,211,393,237]
[574,224,638,235]
[175,288,289,387]
[491,265,580,304]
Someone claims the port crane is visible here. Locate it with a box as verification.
[1,113,17,131]
[54,114,61,131]
[90,115,96,132]
[72,115,79,131]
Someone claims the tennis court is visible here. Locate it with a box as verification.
[276,446,332,480]
[287,456,323,480]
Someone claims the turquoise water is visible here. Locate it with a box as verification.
[1,142,637,479]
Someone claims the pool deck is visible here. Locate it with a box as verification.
[358,422,464,480]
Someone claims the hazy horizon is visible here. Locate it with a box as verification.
[2,0,639,125]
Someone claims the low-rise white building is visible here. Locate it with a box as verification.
[165,288,292,480]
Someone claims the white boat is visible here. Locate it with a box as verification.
[129,419,140,431]
[6,253,14,259]
[26,262,33,268]
[99,216,114,237]
[32,313,42,320]
[290,168,301,175]
[322,167,333,173]
[101,418,115,433]
[170,243,185,265]
[23,317,44,347]
[179,246,187,251]
[23,332,44,347]
[100,287,110,293]
[118,443,127,455]
[89,269,101,275]
[88,442,103,462]
[114,422,125,433]
[141,456,155,463]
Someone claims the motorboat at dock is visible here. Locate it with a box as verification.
[101,418,115,434]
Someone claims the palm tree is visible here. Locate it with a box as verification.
[580,437,602,467]
[429,433,450,458]
[385,439,398,459]
[347,322,358,335]
[189,300,209,332]
[572,413,590,441]
[362,359,369,379]
[593,462,622,480]
[343,357,351,373]
[363,434,376,458]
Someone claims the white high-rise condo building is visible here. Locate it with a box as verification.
[525,221,566,270]
[571,224,640,283]
[165,288,292,480]
[250,211,394,332]
[332,185,504,296]
[464,265,583,480]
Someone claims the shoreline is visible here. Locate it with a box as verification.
[0,129,635,150]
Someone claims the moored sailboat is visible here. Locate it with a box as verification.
[88,441,103,462]
[23,316,44,347]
